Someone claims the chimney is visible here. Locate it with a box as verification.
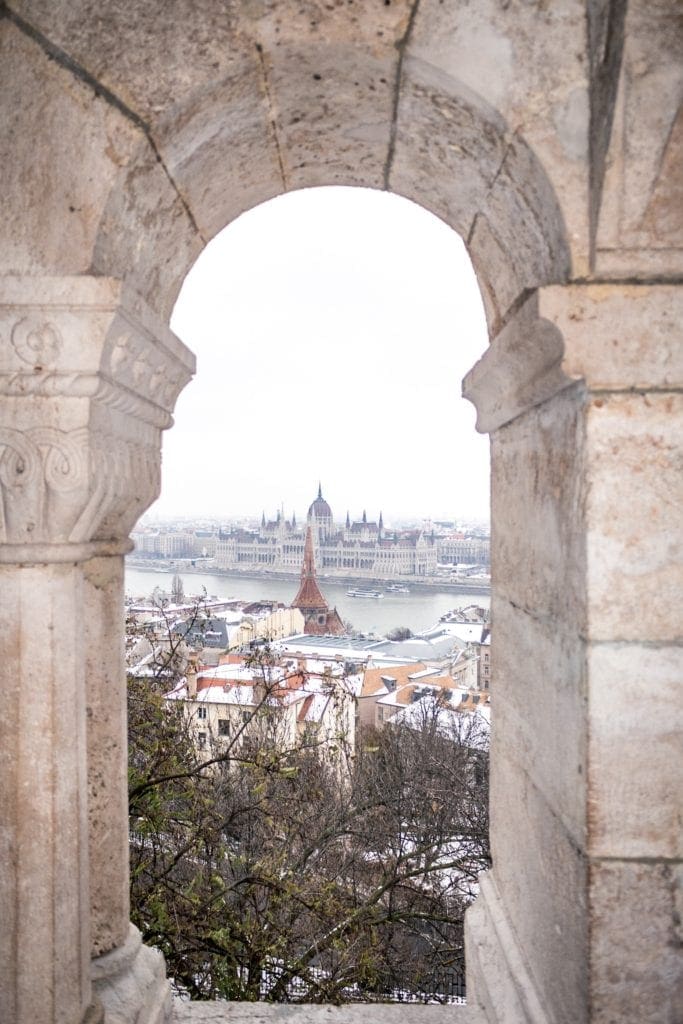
[186,654,199,699]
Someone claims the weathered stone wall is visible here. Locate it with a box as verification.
[0,3,681,1023]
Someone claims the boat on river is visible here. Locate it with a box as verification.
[347,587,384,599]
[386,583,410,594]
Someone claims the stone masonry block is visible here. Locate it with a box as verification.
[493,596,586,846]
[540,285,683,392]
[587,641,683,860]
[490,750,588,1024]
[408,0,591,275]
[585,392,683,643]
[589,860,683,1024]
[491,384,587,630]
[265,43,394,193]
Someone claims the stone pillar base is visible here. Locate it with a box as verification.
[91,925,172,1024]
[465,874,550,1024]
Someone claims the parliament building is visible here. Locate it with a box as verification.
[215,485,437,578]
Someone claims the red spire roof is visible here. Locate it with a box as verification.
[292,526,329,611]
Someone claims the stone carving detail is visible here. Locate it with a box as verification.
[0,426,88,492]
[105,326,191,413]
[0,371,173,429]
[31,427,89,493]
[10,317,63,368]
[0,426,160,546]
[1,311,192,425]
[0,426,89,544]
[0,283,194,549]
[1,371,96,398]
[94,380,173,429]
[76,429,161,542]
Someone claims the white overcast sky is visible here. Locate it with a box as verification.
[154,186,490,525]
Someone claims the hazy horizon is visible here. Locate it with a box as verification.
[138,495,490,530]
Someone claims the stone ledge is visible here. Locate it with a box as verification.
[173,1002,478,1024]
[464,874,556,1024]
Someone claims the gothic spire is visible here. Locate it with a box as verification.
[302,524,315,577]
[291,525,328,611]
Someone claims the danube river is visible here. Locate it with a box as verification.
[125,566,490,636]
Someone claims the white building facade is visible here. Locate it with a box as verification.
[215,486,438,578]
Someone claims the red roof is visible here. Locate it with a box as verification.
[292,526,329,611]
[303,607,345,636]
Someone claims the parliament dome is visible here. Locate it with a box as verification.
[307,483,333,522]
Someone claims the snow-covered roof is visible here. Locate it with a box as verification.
[428,622,485,644]
[390,695,490,748]
[375,676,456,708]
[199,685,255,706]
[197,663,287,685]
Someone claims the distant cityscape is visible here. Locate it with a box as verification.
[131,484,490,587]
[128,480,492,760]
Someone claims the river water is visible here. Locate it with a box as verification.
[125,566,490,636]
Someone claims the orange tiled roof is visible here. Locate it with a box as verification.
[360,663,428,698]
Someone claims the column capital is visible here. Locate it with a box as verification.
[462,291,572,434]
[463,282,683,433]
[0,276,194,554]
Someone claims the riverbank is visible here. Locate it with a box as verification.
[125,558,491,596]
[125,564,490,637]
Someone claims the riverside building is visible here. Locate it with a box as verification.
[215,484,438,578]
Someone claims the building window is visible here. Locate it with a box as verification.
[197,707,207,720]
[197,732,206,748]
[218,719,230,737]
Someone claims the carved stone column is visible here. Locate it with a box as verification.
[462,285,682,1024]
[0,277,194,1024]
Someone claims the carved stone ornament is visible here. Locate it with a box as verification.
[0,425,161,548]
[11,316,63,368]
[0,277,194,557]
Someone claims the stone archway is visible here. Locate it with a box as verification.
[1,4,681,1024]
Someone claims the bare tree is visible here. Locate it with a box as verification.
[171,573,185,605]
[127,622,489,1003]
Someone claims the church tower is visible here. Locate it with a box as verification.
[291,525,344,635]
